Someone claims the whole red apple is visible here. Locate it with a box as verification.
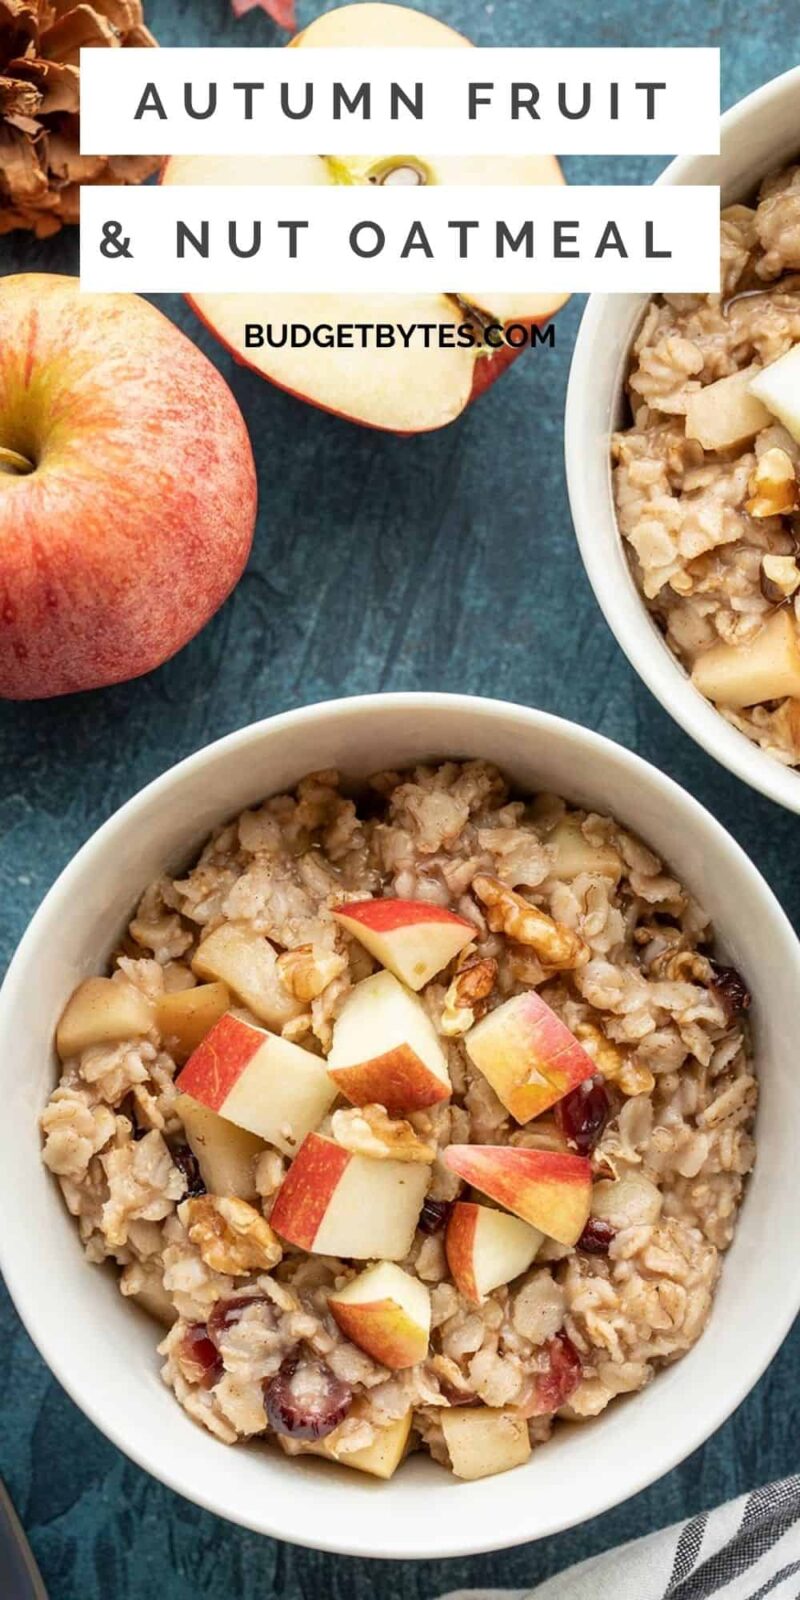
[0,274,257,699]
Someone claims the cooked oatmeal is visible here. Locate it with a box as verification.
[42,762,756,1481]
[613,164,800,769]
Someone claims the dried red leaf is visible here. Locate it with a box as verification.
[230,0,296,32]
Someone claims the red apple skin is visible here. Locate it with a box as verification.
[444,1144,592,1245]
[329,1043,451,1114]
[0,275,257,699]
[332,899,473,934]
[270,1132,351,1250]
[328,1298,426,1369]
[175,1013,259,1112]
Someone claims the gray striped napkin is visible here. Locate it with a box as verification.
[442,1478,800,1600]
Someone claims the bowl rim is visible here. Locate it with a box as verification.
[3,690,800,1557]
[565,64,800,815]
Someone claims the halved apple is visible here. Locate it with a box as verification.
[156,982,231,1064]
[445,1201,542,1305]
[444,1144,592,1246]
[464,991,596,1124]
[440,1406,531,1480]
[271,1131,430,1258]
[174,1092,265,1200]
[175,1012,337,1156]
[56,976,154,1060]
[161,2,567,434]
[191,923,303,1030]
[327,970,451,1113]
[332,897,474,990]
[328,1262,431,1367]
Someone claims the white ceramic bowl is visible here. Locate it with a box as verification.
[565,67,800,813]
[2,693,799,1558]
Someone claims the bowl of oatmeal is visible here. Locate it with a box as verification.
[1,693,799,1557]
[566,66,800,810]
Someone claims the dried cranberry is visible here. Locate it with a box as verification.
[418,1197,452,1235]
[529,1333,582,1416]
[207,1295,269,1348]
[180,1324,223,1390]
[171,1144,206,1199]
[555,1076,610,1155]
[438,1381,476,1407]
[710,962,752,1025]
[576,1217,616,1256]
[265,1355,352,1441]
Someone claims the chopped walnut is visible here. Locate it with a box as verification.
[472,874,588,970]
[280,1013,315,1045]
[330,1104,436,1163]
[760,553,800,604]
[575,1022,655,1097]
[746,447,797,518]
[180,1196,283,1275]
[648,948,713,985]
[441,951,498,1036]
[276,945,347,1002]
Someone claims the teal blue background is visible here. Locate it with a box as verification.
[1,2,799,1594]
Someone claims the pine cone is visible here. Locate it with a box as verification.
[0,0,159,238]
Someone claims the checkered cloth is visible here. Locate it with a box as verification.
[442,1479,800,1600]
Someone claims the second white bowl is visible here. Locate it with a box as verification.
[565,66,800,812]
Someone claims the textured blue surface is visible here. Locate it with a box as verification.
[1,2,799,1595]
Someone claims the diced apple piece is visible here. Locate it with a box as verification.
[56,976,154,1059]
[156,982,230,1063]
[278,1409,413,1479]
[685,367,772,450]
[547,815,622,884]
[338,1410,413,1478]
[191,923,303,1029]
[445,1202,541,1305]
[444,1145,592,1247]
[329,1263,431,1368]
[270,1132,429,1259]
[174,1092,265,1200]
[440,1407,531,1480]
[464,991,595,1124]
[332,898,474,990]
[749,343,800,443]
[327,970,451,1113]
[692,609,800,708]
[292,2,471,46]
[175,1013,336,1156]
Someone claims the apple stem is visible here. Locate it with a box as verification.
[0,446,34,477]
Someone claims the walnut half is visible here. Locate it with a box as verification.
[180,1196,283,1275]
[276,945,346,1002]
[441,951,498,1036]
[472,874,588,971]
[575,1022,655,1097]
[330,1104,436,1163]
